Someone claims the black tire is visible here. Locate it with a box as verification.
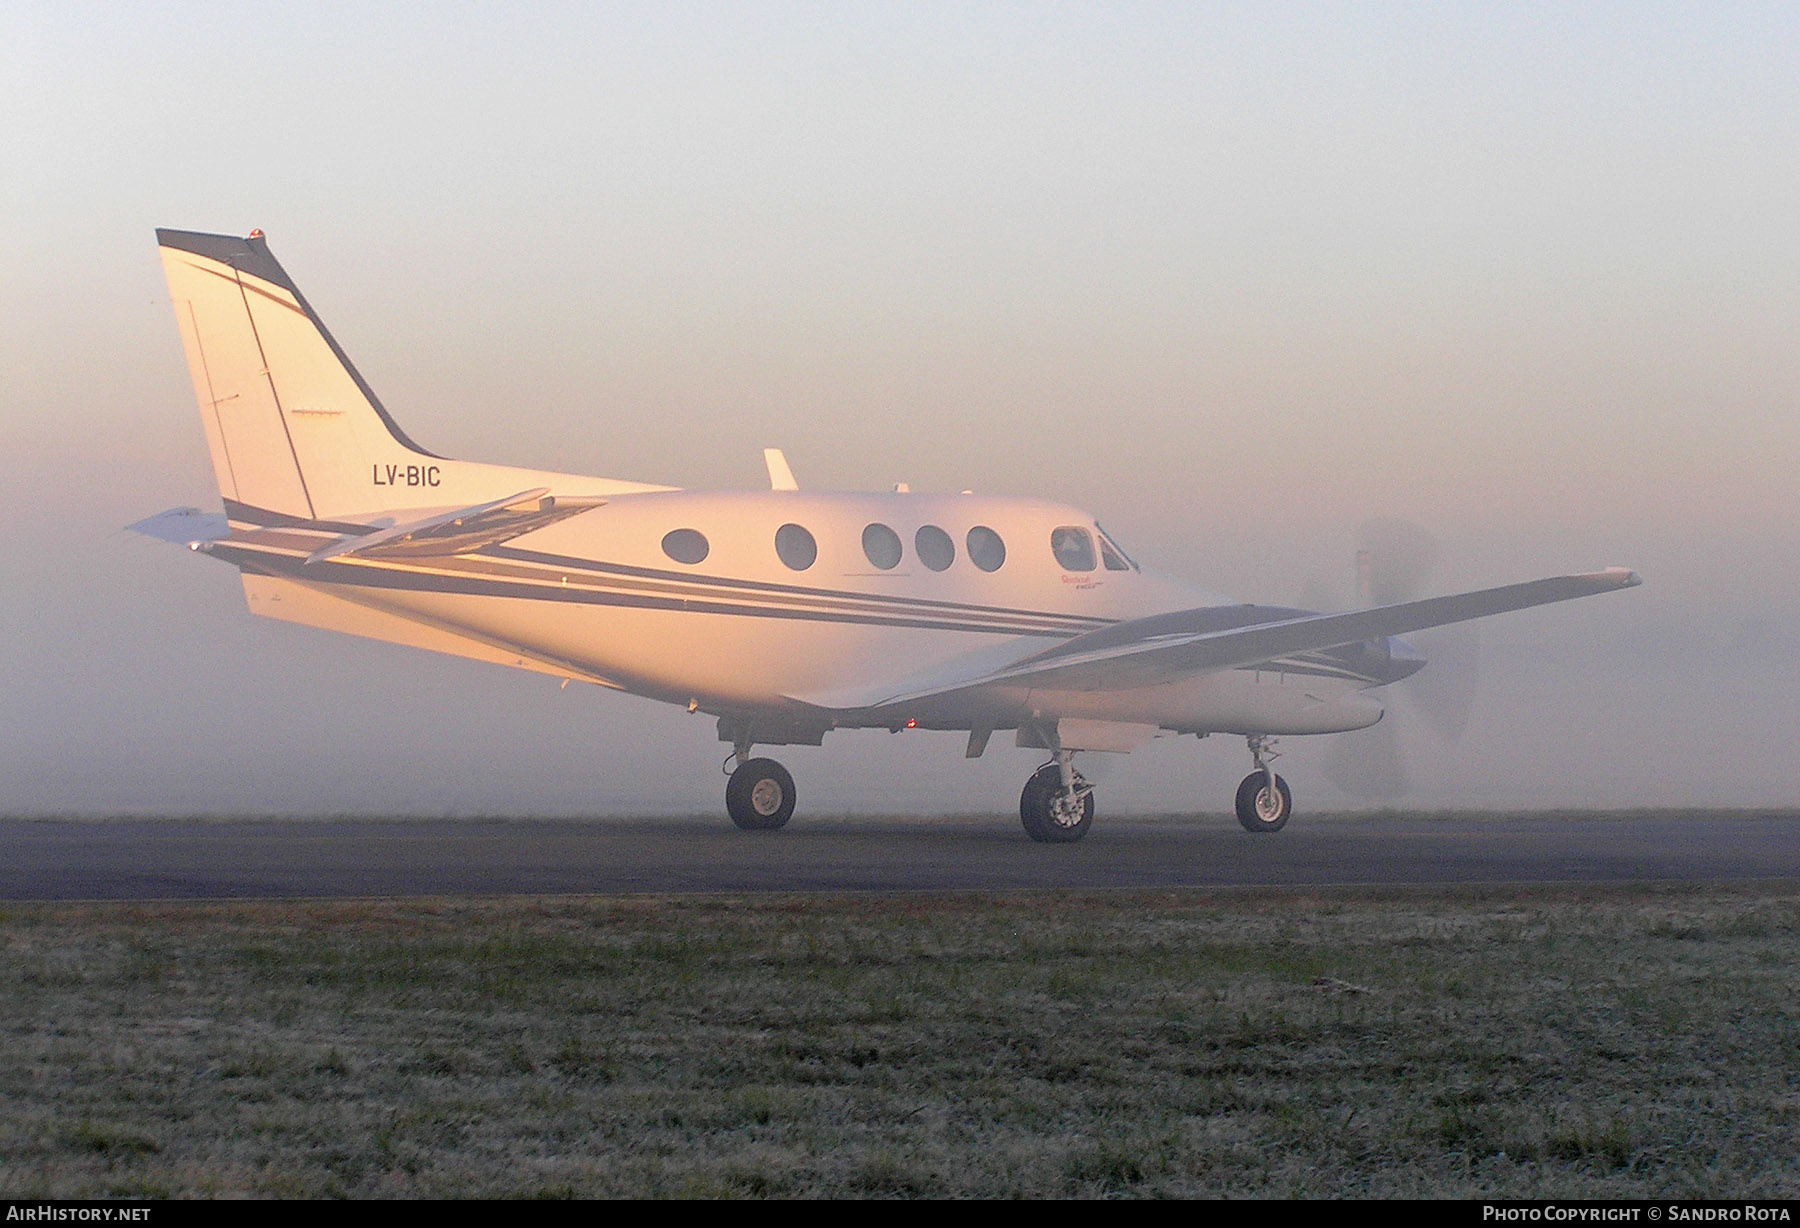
[1019,767,1053,842]
[1019,764,1094,843]
[726,758,796,830]
[1235,771,1292,833]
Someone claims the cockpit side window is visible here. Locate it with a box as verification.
[1095,522,1138,572]
[1050,526,1096,572]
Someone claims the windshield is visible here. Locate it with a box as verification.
[1094,523,1138,572]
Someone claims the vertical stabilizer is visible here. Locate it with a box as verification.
[157,228,438,522]
[157,228,674,524]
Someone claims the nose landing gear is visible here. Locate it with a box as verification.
[1020,750,1095,843]
[1235,734,1292,832]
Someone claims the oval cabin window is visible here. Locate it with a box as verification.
[661,528,709,565]
[966,525,1006,572]
[774,523,818,571]
[914,524,955,572]
[862,523,903,570]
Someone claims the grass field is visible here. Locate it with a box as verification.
[2,883,1797,1198]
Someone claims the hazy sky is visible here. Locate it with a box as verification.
[3,2,1796,815]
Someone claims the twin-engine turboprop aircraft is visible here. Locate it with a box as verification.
[133,229,1641,840]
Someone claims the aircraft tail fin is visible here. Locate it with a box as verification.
[156,228,445,522]
[156,228,675,526]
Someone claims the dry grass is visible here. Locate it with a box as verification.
[1,883,1797,1197]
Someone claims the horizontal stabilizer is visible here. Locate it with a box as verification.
[127,507,229,548]
[304,489,604,564]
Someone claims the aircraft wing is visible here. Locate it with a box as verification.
[806,567,1641,711]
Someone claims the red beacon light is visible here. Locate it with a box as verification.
[247,228,264,239]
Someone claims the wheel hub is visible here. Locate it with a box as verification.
[750,777,784,816]
[1255,787,1283,821]
[1048,779,1089,828]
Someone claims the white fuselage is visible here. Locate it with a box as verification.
[148,225,1396,754]
[418,489,1207,704]
[222,487,1388,744]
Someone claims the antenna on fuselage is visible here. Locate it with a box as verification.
[763,449,799,492]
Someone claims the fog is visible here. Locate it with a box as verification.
[3,4,1796,814]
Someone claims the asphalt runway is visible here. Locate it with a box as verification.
[2,811,1797,901]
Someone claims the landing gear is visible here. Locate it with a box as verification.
[1235,734,1292,832]
[1235,771,1292,831]
[726,757,795,830]
[1019,752,1094,843]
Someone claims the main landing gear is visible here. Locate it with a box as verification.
[1019,750,1094,843]
[714,729,1292,839]
[724,749,795,831]
[1235,734,1293,832]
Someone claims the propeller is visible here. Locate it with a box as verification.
[1319,519,1482,800]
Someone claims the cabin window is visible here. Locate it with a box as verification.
[966,525,1006,572]
[775,523,817,571]
[862,523,903,570]
[660,528,709,565]
[1051,526,1096,571]
[915,524,955,572]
